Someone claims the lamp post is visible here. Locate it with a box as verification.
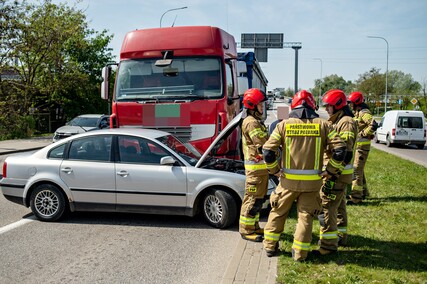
[160,6,188,27]
[367,36,389,113]
[313,58,323,106]
[292,45,302,92]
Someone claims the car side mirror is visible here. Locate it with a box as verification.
[160,156,176,165]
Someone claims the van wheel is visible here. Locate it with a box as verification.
[386,135,394,147]
[416,144,425,150]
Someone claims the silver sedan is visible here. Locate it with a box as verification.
[1,114,274,228]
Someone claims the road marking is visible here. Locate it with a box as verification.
[0,216,36,235]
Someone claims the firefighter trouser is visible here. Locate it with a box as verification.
[239,174,268,235]
[319,180,347,251]
[263,186,321,261]
[351,147,370,202]
[337,193,348,243]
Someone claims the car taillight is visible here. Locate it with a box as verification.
[424,129,426,138]
[2,161,6,178]
[392,128,396,136]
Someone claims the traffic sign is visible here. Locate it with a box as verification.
[411,98,418,105]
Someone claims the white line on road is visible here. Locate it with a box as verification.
[0,216,36,235]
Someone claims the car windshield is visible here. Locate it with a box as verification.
[68,117,99,127]
[115,57,223,101]
[156,134,202,166]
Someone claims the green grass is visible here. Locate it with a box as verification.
[276,147,427,284]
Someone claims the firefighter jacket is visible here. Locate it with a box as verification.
[241,110,269,177]
[324,109,358,184]
[355,106,374,150]
[263,107,346,192]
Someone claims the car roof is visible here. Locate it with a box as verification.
[69,127,169,140]
[75,114,107,118]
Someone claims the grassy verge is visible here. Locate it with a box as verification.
[276,147,427,284]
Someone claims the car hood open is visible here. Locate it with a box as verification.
[195,109,246,168]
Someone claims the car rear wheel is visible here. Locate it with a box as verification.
[30,184,66,222]
[202,189,237,229]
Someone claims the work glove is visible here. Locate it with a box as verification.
[321,176,337,200]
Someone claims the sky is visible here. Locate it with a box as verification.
[56,0,427,91]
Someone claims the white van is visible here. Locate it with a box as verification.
[374,110,426,149]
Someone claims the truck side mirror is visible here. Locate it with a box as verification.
[101,66,111,100]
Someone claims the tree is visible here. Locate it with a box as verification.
[355,67,386,106]
[311,74,353,100]
[0,0,113,139]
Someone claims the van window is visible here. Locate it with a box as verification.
[397,117,423,129]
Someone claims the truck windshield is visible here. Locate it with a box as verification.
[115,58,223,101]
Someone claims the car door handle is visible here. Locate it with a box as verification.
[61,167,73,174]
[116,170,129,177]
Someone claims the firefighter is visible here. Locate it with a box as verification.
[347,91,377,204]
[262,90,346,261]
[239,88,269,242]
[315,89,358,255]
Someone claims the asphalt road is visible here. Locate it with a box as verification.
[0,195,242,284]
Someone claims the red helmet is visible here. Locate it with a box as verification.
[243,88,267,109]
[291,90,317,110]
[322,89,347,110]
[348,91,364,105]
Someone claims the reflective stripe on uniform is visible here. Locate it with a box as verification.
[319,230,338,239]
[271,131,281,141]
[255,213,260,222]
[292,240,311,251]
[282,169,322,180]
[239,215,256,226]
[266,160,278,169]
[338,227,347,234]
[340,131,355,141]
[249,128,267,139]
[327,129,338,139]
[264,231,281,242]
[329,158,344,171]
[244,160,267,171]
[314,137,321,170]
[357,140,371,146]
[285,137,291,169]
[342,164,354,174]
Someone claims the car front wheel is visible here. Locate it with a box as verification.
[30,184,66,222]
[202,189,237,229]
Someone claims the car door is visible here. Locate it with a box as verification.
[407,116,424,141]
[114,135,187,214]
[60,135,116,210]
[396,116,411,142]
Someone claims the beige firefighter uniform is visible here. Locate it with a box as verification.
[239,110,269,236]
[349,108,375,203]
[262,115,346,261]
[319,111,357,252]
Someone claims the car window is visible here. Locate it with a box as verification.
[398,116,423,129]
[48,143,66,159]
[68,135,112,162]
[118,135,170,164]
[69,117,100,127]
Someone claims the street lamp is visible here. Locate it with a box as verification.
[367,36,389,113]
[313,58,323,106]
[160,6,188,27]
